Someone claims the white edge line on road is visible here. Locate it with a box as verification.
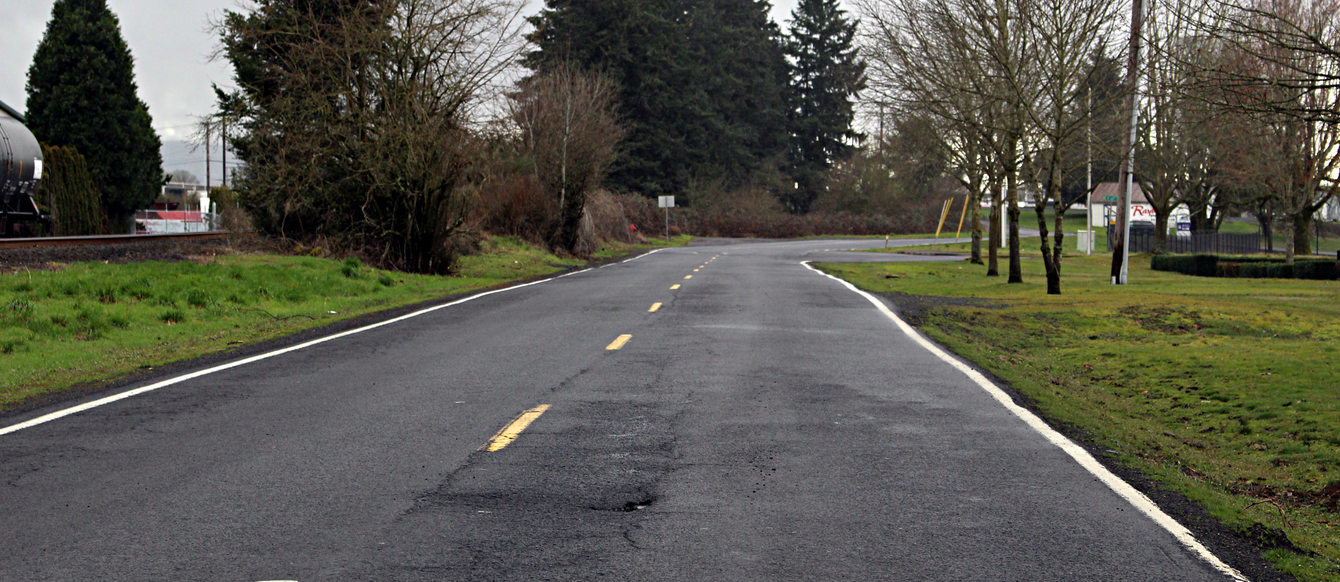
[801,261,1248,582]
[620,247,665,264]
[0,267,594,438]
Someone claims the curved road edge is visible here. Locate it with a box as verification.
[801,260,1251,582]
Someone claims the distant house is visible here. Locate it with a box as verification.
[1085,182,1190,231]
[135,181,214,233]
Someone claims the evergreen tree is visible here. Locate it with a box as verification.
[783,0,865,213]
[687,0,790,188]
[526,0,790,199]
[26,0,162,233]
[39,144,103,236]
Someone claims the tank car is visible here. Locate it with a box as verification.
[0,99,47,236]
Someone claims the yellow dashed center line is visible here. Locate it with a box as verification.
[649,302,662,313]
[481,404,551,452]
[670,284,681,290]
[606,334,633,351]
[684,275,692,280]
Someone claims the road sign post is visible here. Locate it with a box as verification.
[658,196,675,244]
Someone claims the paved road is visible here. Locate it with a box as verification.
[0,238,1235,581]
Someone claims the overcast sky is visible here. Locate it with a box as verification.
[0,0,835,179]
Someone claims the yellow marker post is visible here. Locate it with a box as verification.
[482,404,551,452]
[955,193,969,239]
[606,334,633,350]
[935,198,952,238]
[649,302,662,313]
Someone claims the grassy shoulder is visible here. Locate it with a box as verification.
[589,234,693,261]
[0,236,587,411]
[817,254,1340,581]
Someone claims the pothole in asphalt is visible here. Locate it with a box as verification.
[620,497,654,512]
[593,494,657,512]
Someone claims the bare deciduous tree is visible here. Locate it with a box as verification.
[859,0,1031,280]
[511,64,624,253]
[1182,0,1340,259]
[1134,0,1220,252]
[1014,0,1123,294]
[862,0,1122,293]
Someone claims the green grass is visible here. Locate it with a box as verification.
[0,236,582,410]
[818,254,1340,581]
[589,234,693,261]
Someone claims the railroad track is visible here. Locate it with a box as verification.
[0,231,239,250]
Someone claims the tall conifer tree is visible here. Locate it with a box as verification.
[527,0,790,199]
[783,0,865,213]
[26,0,162,232]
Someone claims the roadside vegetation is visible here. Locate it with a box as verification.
[0,236,600,411]
[819,255,1340,580]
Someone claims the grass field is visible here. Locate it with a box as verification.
[591,234,693,260]
[818,254,1340,581]
[0,236,604,410]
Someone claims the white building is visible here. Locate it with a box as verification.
[135,182,215,233]
[1086,182,1190,232]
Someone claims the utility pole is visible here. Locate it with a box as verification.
[1112,0,1144,284]
[1086,88,1093,256]
[221,118,229,189]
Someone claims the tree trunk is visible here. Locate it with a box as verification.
[108,211,135,235]
[1293,211,1313,256]
[1153,210,1170,254]
[1284,216,1296,264]
[1189,198,1214,232]
[1257,203,1273,253]
[1036,165,1062,295]
[1052,201,1065,295]
[988,178,1001,277]
[970,193,983,265]
[1111,0,1143,283]
[1007,167,1022,284]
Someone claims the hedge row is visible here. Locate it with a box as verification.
[39,144,103,235]
[1151,254,1339,280]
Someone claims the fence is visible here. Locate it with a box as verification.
[1107,230,1261,255]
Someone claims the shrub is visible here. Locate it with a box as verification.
[38,144,104,236]
[1292,259,1339,280]
[1155,254,1338,280]
[1151,254,1218,277]
[475,173,557,246]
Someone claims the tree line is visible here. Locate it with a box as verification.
[203,0,875,269]
[858,0,1340,294]
[27,0,1332,292]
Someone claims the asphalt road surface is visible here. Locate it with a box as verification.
[0,238,1241,581]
